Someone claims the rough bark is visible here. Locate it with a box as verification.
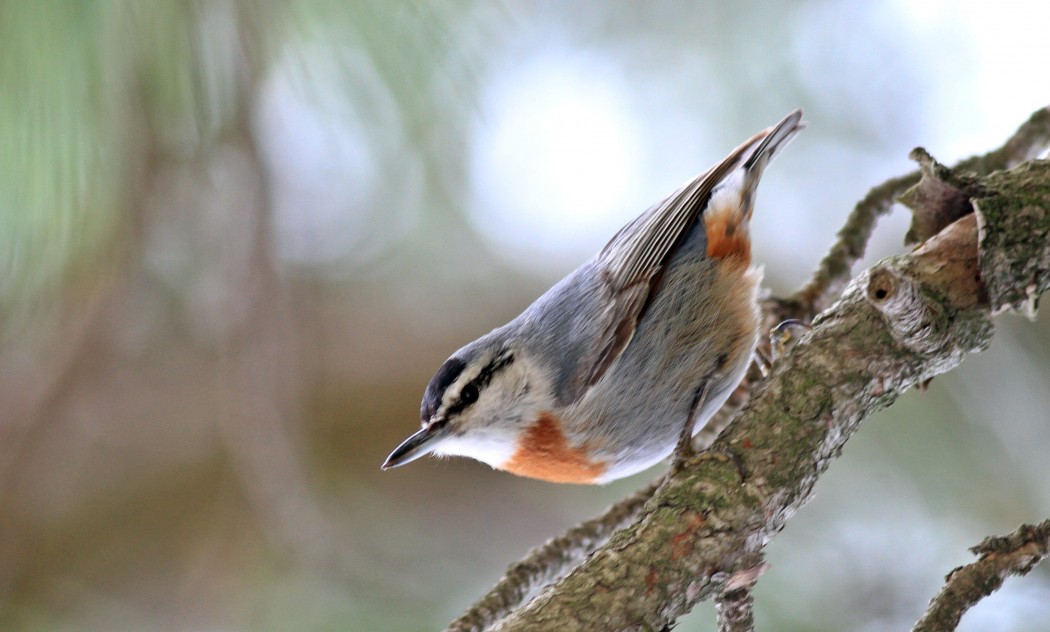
[446,478,662,632]
[474,134,1050,630]
[714,557,765,632]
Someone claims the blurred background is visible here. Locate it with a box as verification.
[1,1,1049,630]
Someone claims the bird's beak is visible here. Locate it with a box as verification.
[381,421,448,470]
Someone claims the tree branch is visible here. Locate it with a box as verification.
[792,105,1050,312]
[445,477,663,632]
[912,519,1050,632]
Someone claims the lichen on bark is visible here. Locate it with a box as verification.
[973,161,1050,316]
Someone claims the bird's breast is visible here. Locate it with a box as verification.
[500,413,608,484]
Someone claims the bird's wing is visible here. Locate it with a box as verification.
[559,110,804,403]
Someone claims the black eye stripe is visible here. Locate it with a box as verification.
[446,351,515,416]
[474,351,515,388]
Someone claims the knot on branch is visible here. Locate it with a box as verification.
[899,155,1050,318]
[865,266,954,357]
[900,148,984,245]
[863,213,994,372]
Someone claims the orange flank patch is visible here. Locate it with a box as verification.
[503,414,607,484]
[704,207,751,264]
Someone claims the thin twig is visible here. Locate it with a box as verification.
[792,105,1050,312]
[444,476,663,632]
[955,106,1050,174]
[792,172,919,311]
[912,519,1050,632]
[716,588,755,632]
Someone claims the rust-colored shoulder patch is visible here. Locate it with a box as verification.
[503,414,607,484]
[704,206,751,264]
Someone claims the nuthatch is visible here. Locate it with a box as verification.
[383,110,805,483]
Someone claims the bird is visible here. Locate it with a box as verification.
[382,109,805,483]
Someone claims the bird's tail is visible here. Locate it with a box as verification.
[703,109,805,262]
[739,109,806,221]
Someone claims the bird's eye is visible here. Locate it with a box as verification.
[460,384,479,406]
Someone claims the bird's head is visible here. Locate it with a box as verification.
[382,335,553,471]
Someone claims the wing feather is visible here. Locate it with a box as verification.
[556,110,805,403]
[600,132,764,290]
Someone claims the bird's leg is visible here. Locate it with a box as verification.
[672,381,711,468]
[753,346,773,377]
